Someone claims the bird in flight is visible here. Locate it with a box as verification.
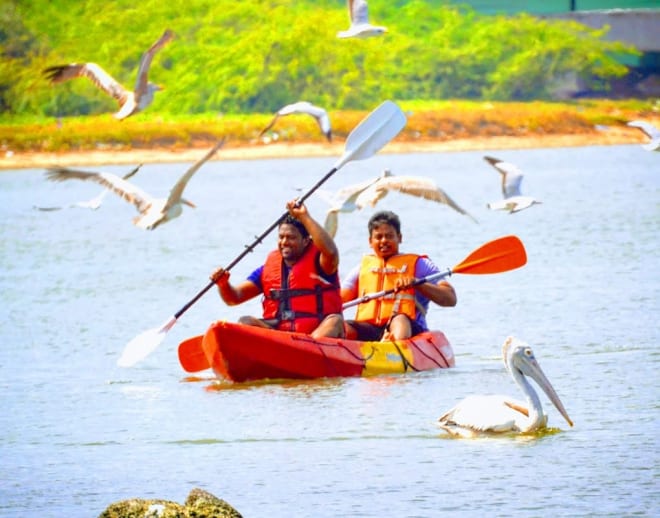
[483,156,541,213]
[337,0,387,39]
[259,101,332,142]
[44,140,224,230]
[35,163,143,211]
[627,120,660,151]
[317,170,392,238]
[355,170,478,222]
[318,169,476,237]
[43,28,174,120]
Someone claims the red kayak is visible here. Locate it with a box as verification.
[193,320,454,382]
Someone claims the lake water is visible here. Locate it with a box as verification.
[0,144,658,517]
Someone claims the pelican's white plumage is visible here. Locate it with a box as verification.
[337,0,387,39]
[259,101,332,142]
[35,164,142,211]
[437,336,573,438]
[44,140,223,230]
[317,170,392,237]
[484,155,541,213]
[43,29,174,120]
[627,120,660,151]
[355,171,478,223]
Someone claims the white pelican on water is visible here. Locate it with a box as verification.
[337,0,387,39]
[317,169,392,238]
[627,120,660,151]
[437,336,574,438]
[484,155,541,213]
[34,164,142,211]
[44,140,224,230]
[259,101,332,142]
[43,28,174,120]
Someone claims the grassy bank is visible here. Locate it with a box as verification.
[1,99,658,155]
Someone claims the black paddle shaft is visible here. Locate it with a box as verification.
[174,166,340,319]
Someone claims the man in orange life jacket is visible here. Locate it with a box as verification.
[210,199,344,338]
[341,210,456,341]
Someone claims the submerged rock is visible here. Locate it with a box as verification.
[98,499,184,518]
[98,488,242,518]
[185,488,243,518]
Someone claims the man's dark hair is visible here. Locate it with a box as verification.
[368,210,401,235]
[281,214,309,238]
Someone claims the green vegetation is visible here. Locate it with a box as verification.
[1,0,639,120]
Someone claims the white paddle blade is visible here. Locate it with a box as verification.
[117,316,176,367]
[333,100,406,170]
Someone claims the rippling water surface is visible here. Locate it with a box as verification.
[1,144,658,517]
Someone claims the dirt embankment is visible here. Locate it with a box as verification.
[0,125,646,170]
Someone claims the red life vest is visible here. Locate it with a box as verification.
[261,244,343,334]
[354,254,422,326]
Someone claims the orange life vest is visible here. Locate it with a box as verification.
[354,254,422,326]
[261,244,343,334]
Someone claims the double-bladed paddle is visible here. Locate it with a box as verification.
[118,100,407,367]
[177,235,528,373]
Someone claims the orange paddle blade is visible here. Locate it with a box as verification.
[452,235,526,275]
[178,335,210,373]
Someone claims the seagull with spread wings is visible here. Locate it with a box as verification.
[337,0,387,39]
[35,164,143,211]
[484,156,541,213]
[44,140,224,230]
[317,170,392,238]
[259,101,332,142]
[43,28,174,120]
[355,170,478,223]
[627,120,660,151]
[318,170,477,237]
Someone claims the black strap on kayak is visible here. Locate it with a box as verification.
[390,341,420,372]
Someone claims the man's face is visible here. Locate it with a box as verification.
[368,222,401,259]
[278,224,308,264]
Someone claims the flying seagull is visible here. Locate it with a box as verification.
[35,163,143,211]
[44,140,224,230]
[355,170,478,223]
[317,170,392,238]
[484,156,541,213]
[43,28,174,120]
[259,101,332,142]
[337,0,387,39]
[437,336,573,438]
[627,120,660,151]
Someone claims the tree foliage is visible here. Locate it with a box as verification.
[1,0,637,118]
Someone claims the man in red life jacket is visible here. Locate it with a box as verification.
[210,199,344,338]
[341,210,456,341]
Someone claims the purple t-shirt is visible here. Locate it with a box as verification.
[341,256,441,330]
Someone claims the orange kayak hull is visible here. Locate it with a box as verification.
[202,320,455,382]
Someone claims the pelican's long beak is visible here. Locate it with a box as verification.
[182,198,196,208]
[527,359,574,427]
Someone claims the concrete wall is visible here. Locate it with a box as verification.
[545,9,660,52]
